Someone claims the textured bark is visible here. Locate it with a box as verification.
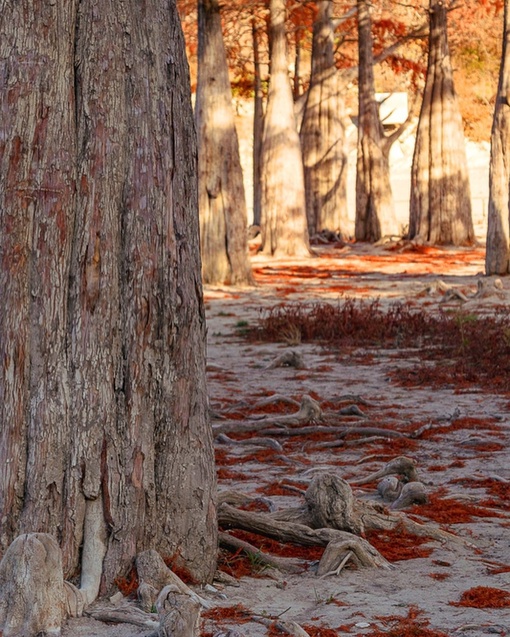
[300,1,349,238]
[486,0,510,274]
[0,534,66,637]
[355,0,398,242]
[196,0,253,285]
[0,0,216,595]
[409,0,474,245]
[260,0,311,256]
[252,13,264,228]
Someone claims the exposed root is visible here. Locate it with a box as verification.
[265,350,306,369]
[216,433,283,452]
[219,532,304,574]
[350,456,420,485]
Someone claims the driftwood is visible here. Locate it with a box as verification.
[213,395,323,435]
[156,585,201,637]
[218,503,390,570]
[254,616,311,636]
[218,468,468,583]
[216,433,283,452]
[349,456,420,485]
[0,533,67,637]
[85,599,159,629]
[265,350,306,369]
[0,495,108,636]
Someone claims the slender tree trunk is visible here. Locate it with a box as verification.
[260,0,311,256]
[300,0,349,238]
[409,0,474,245]
[252,12,264,228]
[294,31,302,99]
[355,0,398,242]
[0,0,217,593]
[486,0,510,274]
[196,0,253,285]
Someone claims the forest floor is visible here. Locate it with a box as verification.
[201,240,510,637]
[63,239,510,637]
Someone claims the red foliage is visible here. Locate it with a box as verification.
[367,607,449,637]
[163,551,197,585]
[450,586,510,608]
[201,603,252,623]
[217,467,250,480]
[365,523,434,562]
[451,476,510,502]
[216,548,260,579]
[410,489,505,524]
[255,480,308,496]
[248,298,510,393]
[114,565,139,597]
[223,529,324,562]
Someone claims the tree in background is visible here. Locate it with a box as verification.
[0,0,217,622]
[409,0,474,245]
[196,0,253,284]
[486,0,510,274]
[355,0,399,241]
[260,0,311,256]
[300,0,349,238]
[252,7,265,228]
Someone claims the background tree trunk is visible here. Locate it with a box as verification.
[196,0,253,285]
[252,12,264,229]
[355,0,398,242]
[300,0,349,238]
[409,0,474,245]
[260,0,311,256]
[0,0,217,592]
[486,0,510,274]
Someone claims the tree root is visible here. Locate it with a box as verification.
[265,350,306,369]
[216,432,283,452]
[349,455,420,485]
[218,502,390,571]
[219,532,305,574]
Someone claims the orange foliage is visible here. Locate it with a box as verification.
[410,489,505,524]
[223,529,323,562]
[163,551,197,585]
[365,523,434,562]
[202,603,252,623]
[367,607,449,637]
[114,565,139,597]
[450,586,510,608]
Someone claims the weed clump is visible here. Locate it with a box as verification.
[249,300,510,392]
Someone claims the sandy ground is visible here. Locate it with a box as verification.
[200,242,509,637]
[62,240,509,637]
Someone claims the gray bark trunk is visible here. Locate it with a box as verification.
[300,0,349,238]
[252,13,264,229]
[196,0,253,285]
[486,0,510,274]
[0,0,217,593]
[355,0,398,242]
[260,0,311,256]
[408,0,474,245]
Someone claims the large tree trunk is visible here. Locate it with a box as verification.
[196,0,253,285]
[355,0,398,242]
[252,12,264,229]
[0,0,217,595]
[260,0,311,257]
[408,0,474,245]
[486,0,510,274]
[300,0,349,238]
